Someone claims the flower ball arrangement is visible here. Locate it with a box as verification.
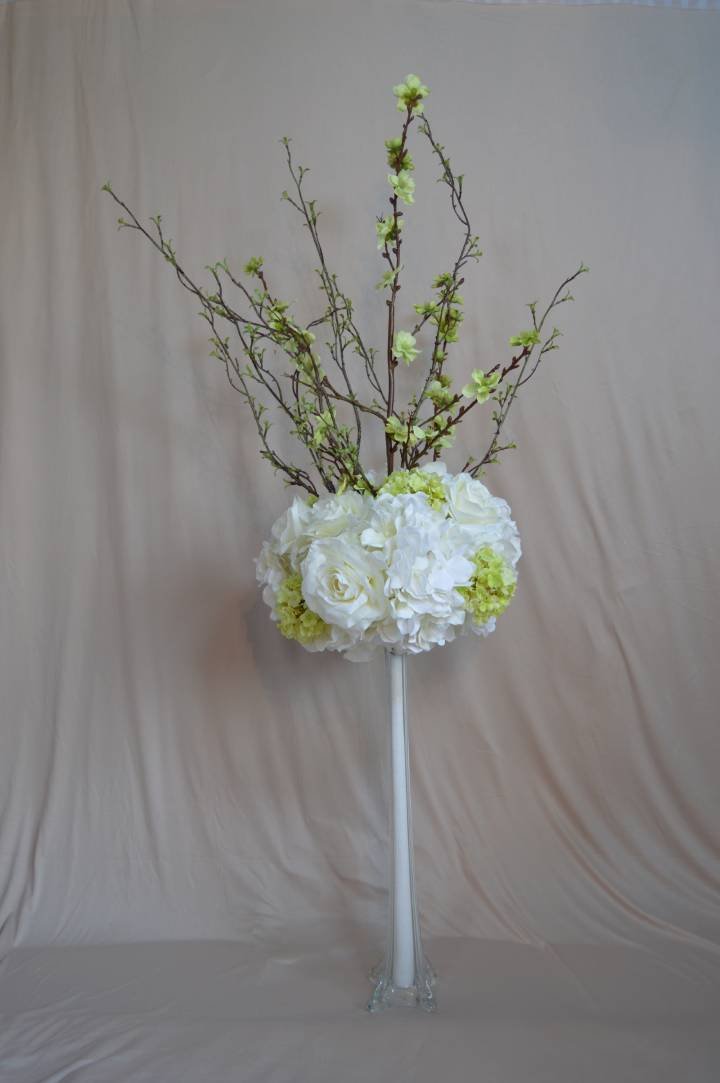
[104,74,585,660]
[257,464,520,660]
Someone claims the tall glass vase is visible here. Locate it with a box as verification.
[367,649,436,1012]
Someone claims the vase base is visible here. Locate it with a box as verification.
[367,957,437,1013]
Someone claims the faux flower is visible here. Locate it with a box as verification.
[267,494,316,561]
[427,381,454,408]
[385,138,414,173]
[509,329,541,348]
[376,214,403,251]
[385,416,426,445]
[243,256,264,276]
[461,369,500,403]
[301,538,387,632]
[375,268,400,291]
[430,417,457,449]
[266,490,368,565]
[361,492,474,653]
[393,330,420,365]
[392,74,430,116]
[414,301,440,318]
[276,573,329,645]
[379,468,447,511]
[445,473,522,568]
[256,470,521,660]
[459,547,517,626]
[388,171,415,206]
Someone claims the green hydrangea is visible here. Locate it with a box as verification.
[276,573,329,644]
[459,548,517,624]
[379,468,447,510]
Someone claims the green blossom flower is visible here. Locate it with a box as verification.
[296,351,320,377]
[459,548,517,624]
[384,416,426,445]
[432,271,454,290]
[311,407,336,447]
[393,330,420,365]
[385,415,407,442]
[509,329,541,348]
[379,468,447,510]
[376,214,403,250]
[393,74,430,116]
[427,378,454,406]
[388,170,415,206]
[375,267,401,291]
[434,305,464,343]
[462,369,501,403]
[432,423,456,450]
[385,137,414,173]
[276,573,329,644]
[290,328,315,352]
[243,256,264,276]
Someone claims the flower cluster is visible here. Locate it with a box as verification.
[256,465,520,661]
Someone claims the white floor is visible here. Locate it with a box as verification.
[1,931,718,1082]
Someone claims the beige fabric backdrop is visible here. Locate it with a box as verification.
[1,0,719,973]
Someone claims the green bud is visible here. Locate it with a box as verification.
[509,329,541,348]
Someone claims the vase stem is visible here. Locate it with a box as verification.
[389,650,415,988]
[367,650,436,1012]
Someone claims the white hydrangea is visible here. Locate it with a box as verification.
[255,469,521,661]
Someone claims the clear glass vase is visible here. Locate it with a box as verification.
[367,648,437,1012]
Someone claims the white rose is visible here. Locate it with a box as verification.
[445,473,521,568]
[266,490,372,567]
[255,541,286,610]
[269,496,316,561]
[301,537,388,632]
[306,491,370,544]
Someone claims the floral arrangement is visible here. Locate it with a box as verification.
[103,74,585,660]
[257,463,520,660]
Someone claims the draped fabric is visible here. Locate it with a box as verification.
[464,1,720,8]
[1,1,719,1078]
